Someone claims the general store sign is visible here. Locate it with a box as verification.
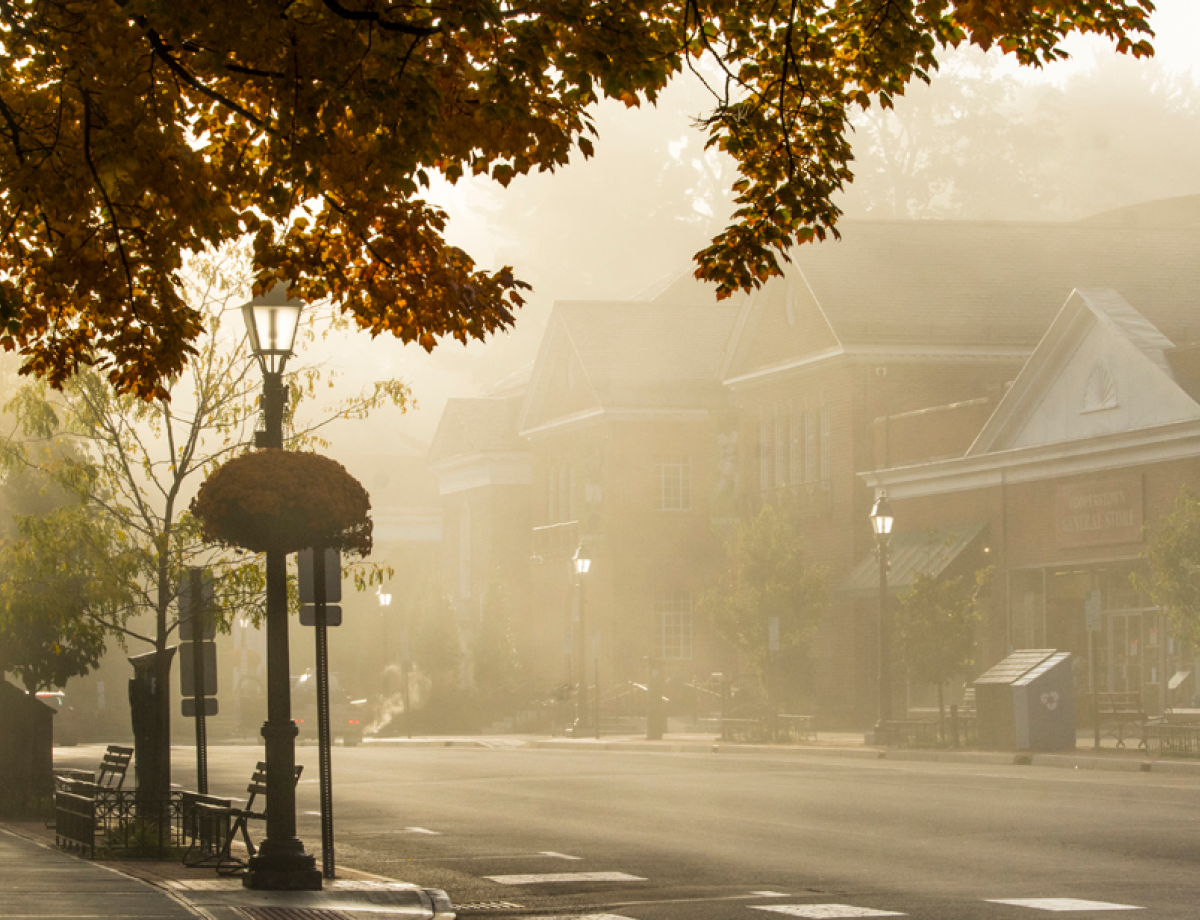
[1055,475,1142,548]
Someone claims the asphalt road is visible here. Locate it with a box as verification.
[58,741,1200,919]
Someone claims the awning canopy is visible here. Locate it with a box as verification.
[842,522,986,597]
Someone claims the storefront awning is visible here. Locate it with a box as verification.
[842,522,986,597]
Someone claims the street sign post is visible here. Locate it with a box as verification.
[300,605,342,627]
[179,567,216,793]
[303,544,341,880]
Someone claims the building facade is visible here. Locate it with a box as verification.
[430,214,1200,727]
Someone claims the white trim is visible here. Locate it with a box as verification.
[724,345,845,387]
[520,406,713,440]
[430,452,532,494]
[862,418,1200,500]
[723,344,1028,389]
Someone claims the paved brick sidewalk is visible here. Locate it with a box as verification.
[0,820,451,919]
[0,824,198,919]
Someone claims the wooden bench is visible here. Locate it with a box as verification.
[180,792,234,869]
[1095,691,1146,748]
[190,761,302,875]
[55,744,133,791]
[776,714,817,742]
[880,719,940,748]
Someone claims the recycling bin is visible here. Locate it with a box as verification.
[974,649,1075,752]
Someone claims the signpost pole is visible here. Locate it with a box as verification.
[312,546,335,880]
[190,569,209,795]
[1086,589,1102,750]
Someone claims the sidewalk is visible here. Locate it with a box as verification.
[0,820,453,920]
[365,727,1200,774]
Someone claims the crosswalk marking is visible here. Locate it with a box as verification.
[750,906,904,918]
[511,915,636,920]
[988,899,1141,912]
[515,915,636,920]
[485,871,646,885]
[540,851,583,860]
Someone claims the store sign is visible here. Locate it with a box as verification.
[1055,475,1142,548]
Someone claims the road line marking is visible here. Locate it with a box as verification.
[524,915,637,920]
[405,826,441,835]
[540,851,583,860]
[751,891,792,898]
[304,810,321,816]
[750,906,904,918]
[485,872,646,885]
[988,899,1141,912]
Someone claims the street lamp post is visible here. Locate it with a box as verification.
[378,588,410,739]
[573,542,592,737]
[871,491,895,740]
[241,286,321,891]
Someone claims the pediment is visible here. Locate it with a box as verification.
[970,289,1200,455]
[519,313,602,434]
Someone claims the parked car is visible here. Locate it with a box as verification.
[290,671,368,746]
[36,690,79,746]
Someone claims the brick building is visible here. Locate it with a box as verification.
[430,216,1200,728]
[519,301,741,701]
[865,288,1200,716]
[427,379,533,683]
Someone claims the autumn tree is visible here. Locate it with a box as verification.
[0,249,407,800]
[699,503,827,724]
[0,1,1155,397]
[894,567,990,719]
[1139,487,1200,648]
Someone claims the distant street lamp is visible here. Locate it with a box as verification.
[871,491,895,738]
[573,542,592,737]
[240,286,321,891]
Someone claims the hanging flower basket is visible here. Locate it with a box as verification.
[190,450,372,556]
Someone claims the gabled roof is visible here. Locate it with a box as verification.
[520,301,741,435]
[428,395,527,467]
[968,289,1200,456]
[648,220,1200,383]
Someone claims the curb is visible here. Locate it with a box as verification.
[522,737,1200,774]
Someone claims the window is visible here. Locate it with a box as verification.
[805,401,819,483]
[774,408,789,487]
[790,405,804,484]
[458,502,472,599]
[656,592,693,660]
[547,462,575,524]
[819,403,830,483]
[658,456,691,510]
[759,408,774,490]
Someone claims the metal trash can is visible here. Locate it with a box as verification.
[975,650,1075,751]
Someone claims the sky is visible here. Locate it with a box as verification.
[299,0,1200,475]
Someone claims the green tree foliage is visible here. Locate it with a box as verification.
[699,504,828,694]
[0,1,1154,397]
[472,577,525,715]
[409,589,471,731]
[1139,487,1200,647]
[895,567,989,717]
[0,503,134,691]
[0,249,406,796]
